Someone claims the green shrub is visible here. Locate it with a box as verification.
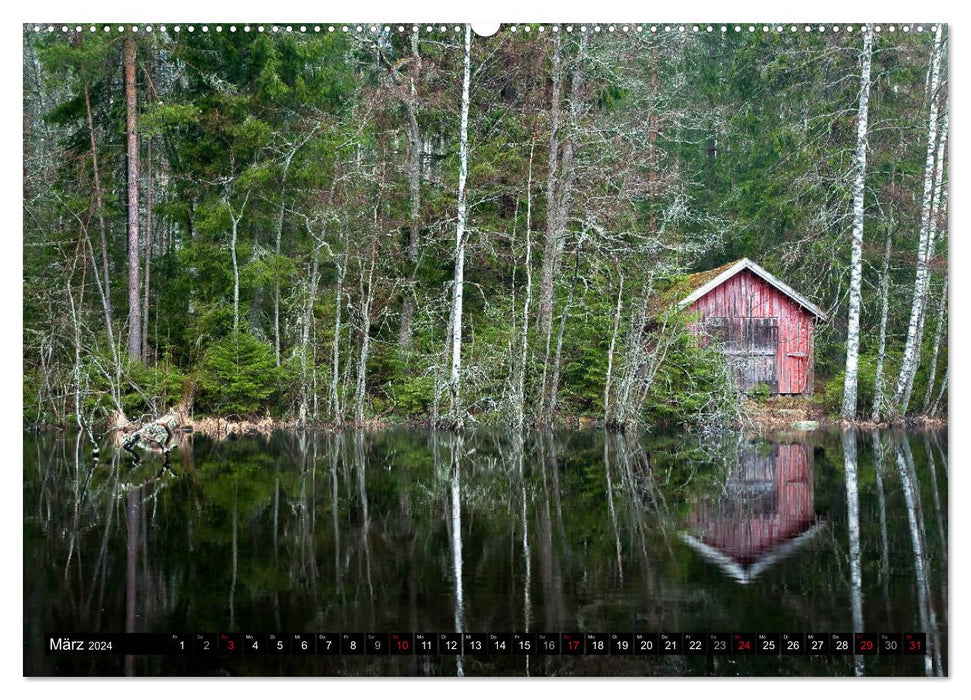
[122,355,187,418]
[642,323,741,428]
[821,353,879,417]
[751,382,771,401]
[196,332,283,416]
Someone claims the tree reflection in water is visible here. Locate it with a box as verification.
[24,427,946,677]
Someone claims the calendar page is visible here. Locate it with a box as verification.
[22,20,948,678]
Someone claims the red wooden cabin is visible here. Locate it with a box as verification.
[677,258,827,394]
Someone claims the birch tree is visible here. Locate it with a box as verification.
[841,24,873,420]
[225,188,250,337]
[922,279,947,414]
[871,223,893,422]
[893,25,946,415]
[447,25,471,429]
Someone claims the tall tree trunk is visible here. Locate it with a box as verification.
[399,31,422,352]
[538,32,586,424]
[80,54,112,323]
[125,36,142,361]
[546,237,583,420]
[871,223,893,421]
[538,32,564,348]
[894,25,946,415]
[604,269,624,426]
[79,80,123,414]
[841,24,873,420]
[922,278,947,413]
[514,143,536,432]
[226,191,250,336]
[299,239,323,426]
[448,24,471,430]
[274,192,286,367]
[930,370,947,417]
[330,241,347,426]
[141,138,152,362]
[900,109,948,414]
[353,218,379,426]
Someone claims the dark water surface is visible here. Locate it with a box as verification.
[23,427,947,676]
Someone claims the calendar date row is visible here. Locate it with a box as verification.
[47,632,926,657]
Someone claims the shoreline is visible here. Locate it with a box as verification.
[24,408,947,439]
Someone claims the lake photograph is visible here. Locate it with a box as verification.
[21,19,948,679]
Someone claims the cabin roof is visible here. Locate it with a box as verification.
[676,258,828,321]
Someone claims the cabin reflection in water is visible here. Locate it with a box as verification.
[680,441,822,584]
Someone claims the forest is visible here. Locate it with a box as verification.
[22,23,949,432]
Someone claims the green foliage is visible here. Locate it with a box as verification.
[642,322,741,428]
[22,26,948,428]
[121,356,187,418]
[822,353,880,417]
[197,332,283,416]
[751,382,771,402]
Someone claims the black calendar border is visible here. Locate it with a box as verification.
[44,631,927,657]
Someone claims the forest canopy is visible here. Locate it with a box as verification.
[22,23,948,430]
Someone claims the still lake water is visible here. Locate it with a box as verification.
[23,427,947,677]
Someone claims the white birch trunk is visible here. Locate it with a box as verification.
[230,212,240,336]
[894,25,945,414]
[353,224,378,426]
[514,144,535,432]
[841,24,873,420]
[922,279,947,413]
[901,108,948,413]
[538,32,563,346]
[871,225,893,421]
[448,25,471,429]
[330,243,346,426]
[604,271,624,427]
[226,190,249,337]
[299,240,322,426]
[274,193,284,366]
[547,237,583,420]
[930,370,947,417]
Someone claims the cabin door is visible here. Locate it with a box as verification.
[710,317,779,393]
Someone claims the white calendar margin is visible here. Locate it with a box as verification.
[4,0,962,698]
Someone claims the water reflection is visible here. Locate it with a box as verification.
[23,427,947,677]
[680,440,821,584]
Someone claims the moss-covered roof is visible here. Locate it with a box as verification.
[652,258,828,320]
[650,259,746,317]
